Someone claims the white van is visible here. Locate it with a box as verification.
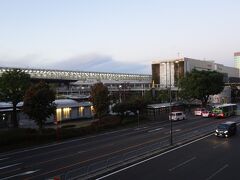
[169,111,186,121]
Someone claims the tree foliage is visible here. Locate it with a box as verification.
[112,96,149,118]
[91,82,110,119]
[156,90,169,103]
[23,82,56,131]
[179,69,224,106]
[0,69,31,128]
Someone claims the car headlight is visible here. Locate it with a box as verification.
[224,131,228,134]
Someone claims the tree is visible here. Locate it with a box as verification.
[91,82,110,119]
[179,69,224,107]
[112,102,129,122]
[156,90,169,103]
[23,82,56,131]
[128,96,149,114]
[0,69,31,128]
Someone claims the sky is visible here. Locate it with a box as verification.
[0,0,239,74]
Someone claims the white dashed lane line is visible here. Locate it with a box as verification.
[0,163,22,170]
[148,128,163,133]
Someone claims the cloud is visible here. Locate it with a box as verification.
[48,53,150,74]
[0,54,50,68]
[0,53,151,74]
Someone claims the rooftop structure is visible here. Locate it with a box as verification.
[0,66,151,82]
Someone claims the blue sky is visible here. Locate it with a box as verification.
[0,0,239,74]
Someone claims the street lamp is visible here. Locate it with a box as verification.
[169,62,173,146]
[161,61,173,145]
[137,110,140,129]
[175,60,180,101]
[118,85,122,103]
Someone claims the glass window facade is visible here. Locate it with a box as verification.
[234,52,240,69]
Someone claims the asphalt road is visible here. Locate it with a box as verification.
[0,115,239,179]
[98,129,240,180]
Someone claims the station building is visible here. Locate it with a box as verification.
[0,99,94,128]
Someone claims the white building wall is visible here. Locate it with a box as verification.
[184,58,214,72]
[159,62,174,87]
[214,64,239,78]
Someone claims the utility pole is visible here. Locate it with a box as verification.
[169,62,173,146]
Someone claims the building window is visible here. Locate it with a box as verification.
[56,108,62,122]
[91,106,94,116]
[63,108,71,119]
[79,107,84,117]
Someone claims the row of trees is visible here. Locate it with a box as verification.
[0,68,227,130]
[87,69,226,121]
[0,69,56,130]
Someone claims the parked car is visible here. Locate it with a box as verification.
[215,121,237,138]
[169,111,186,121]
[202,111,215,118]
[194,108,206,116]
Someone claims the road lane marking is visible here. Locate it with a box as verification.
[148,128,163,133]
[0,129,145,164]
[169,157,196,171]
[26,121,219,179]
[0,128,132,157]
[96,133,213,180]
[205,164,229,180]
[1,116,229,158]
[77,151,86,154]
[1,169,39,180]
[0,163,22,170]
[22,118,229,179]
[0,157,9,161]
[135,126,147,130]
[174,129,181,132]
[1,117,206,158]
[213,141,227,149]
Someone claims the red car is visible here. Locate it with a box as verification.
[202,111,215,118]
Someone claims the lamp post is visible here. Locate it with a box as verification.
[119,85,122,103]
[175,60,179,101]
[137,110,140,129]
[169,62,173,146]
[162,61,173,145]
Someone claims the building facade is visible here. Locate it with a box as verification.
[0,99,94,128]
[234,52,240,70]
[152,57,240,88]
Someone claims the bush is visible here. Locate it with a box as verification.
[61,124,76,129]
[91,116,121,129]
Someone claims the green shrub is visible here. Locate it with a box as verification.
[91,115,121,129]
[61,124,76,129]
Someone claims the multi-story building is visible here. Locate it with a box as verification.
[152,57,240,88]
[152,57,240,103]
[234,52,240,70]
